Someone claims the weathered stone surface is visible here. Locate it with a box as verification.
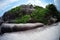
[2,5,35,22]
[48,17,57,25]
[1,23,44,33]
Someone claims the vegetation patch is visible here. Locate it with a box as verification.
[2,4,60,25]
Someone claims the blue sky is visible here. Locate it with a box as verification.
[0,0,59,17]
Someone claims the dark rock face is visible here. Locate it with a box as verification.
[2,12,19,21]
[20,5,35,14]
[48,17,57,25]
[2,5,35,22]
[1,26,12,33]
[0,17,4,25]
[1,25,43,33]
[0,23,44,33]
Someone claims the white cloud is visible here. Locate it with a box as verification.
[0,0,18,10]
[26,0,48,8]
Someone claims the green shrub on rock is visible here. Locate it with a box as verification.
[15,15,30,23]
[31,9,48,24]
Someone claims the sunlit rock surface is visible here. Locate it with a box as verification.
[0,22,60,40]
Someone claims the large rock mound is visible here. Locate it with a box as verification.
[2,5,35,22]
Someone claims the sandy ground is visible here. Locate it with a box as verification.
[0,23,60,40]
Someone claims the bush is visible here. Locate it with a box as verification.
[31,8,48,24]
[15,15,31,23]
[46,4,59,18]
[3,4,60,24]
[46,4,60,22]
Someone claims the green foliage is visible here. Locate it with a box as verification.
[31,8,48,24]
[46,4,58,17]
[34,6,43,10]
[46,4,58,11]
[3,4,60,24]
[46,4,60,21]
[14,5,49,24]
[34,6,44,12]
[15,15,30,23]
[8,6,22,14]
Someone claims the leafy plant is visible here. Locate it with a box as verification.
[31,8,48,24]
[15,15,30,23]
